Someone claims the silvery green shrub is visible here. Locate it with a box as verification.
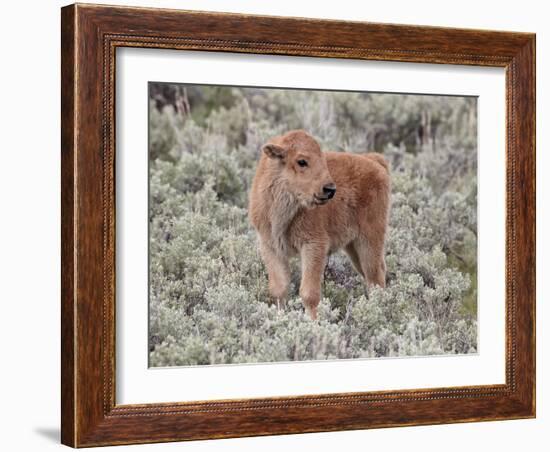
[148,85,478,366]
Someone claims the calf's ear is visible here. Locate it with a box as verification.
[262,143,287,160]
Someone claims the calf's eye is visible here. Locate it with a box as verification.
[297,159,308,168]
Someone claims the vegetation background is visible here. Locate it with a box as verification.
[148,83,478,367]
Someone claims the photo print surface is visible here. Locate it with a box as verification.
[148,82,478,367]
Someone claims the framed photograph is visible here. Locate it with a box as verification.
[61,3,536,447]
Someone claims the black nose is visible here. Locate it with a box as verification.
[323,183,336,199]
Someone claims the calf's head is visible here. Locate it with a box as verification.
[262,130,336,208]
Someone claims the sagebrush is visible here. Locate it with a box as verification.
[148,84,478,366]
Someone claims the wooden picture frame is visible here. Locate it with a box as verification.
[61,3,536,447]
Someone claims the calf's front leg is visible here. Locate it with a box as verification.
[299,242,328,320]
[259,238,290,308]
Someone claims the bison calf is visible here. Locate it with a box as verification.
[248,130,390,319]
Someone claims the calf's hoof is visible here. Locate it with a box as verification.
[305,305,318,320]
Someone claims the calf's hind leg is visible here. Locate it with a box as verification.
[344,242,364,278]
[353,233,386,288]
[355,188,389,288]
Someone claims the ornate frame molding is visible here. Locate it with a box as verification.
[61,4,535,447]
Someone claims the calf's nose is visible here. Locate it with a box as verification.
[323,183,336,199]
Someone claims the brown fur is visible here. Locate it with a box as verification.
[248,130,390,319]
